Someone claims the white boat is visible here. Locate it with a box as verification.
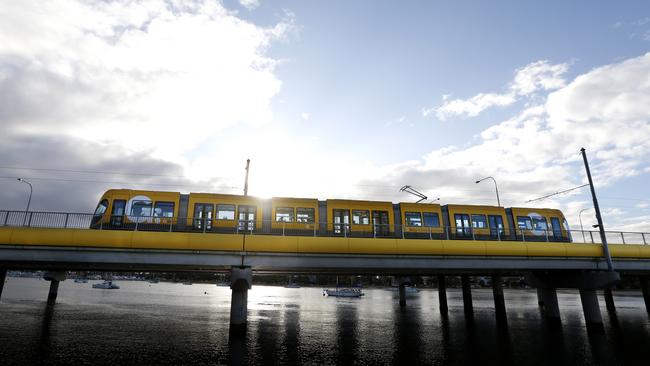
[216,282,230,287]
[323,288,364,297]
[92,281,120,289]
[386,286,420,293]
[284,283,301,288]
[74,278,88,283]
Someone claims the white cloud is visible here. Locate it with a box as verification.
[425,60,569,120]
[510,60,569,95]
[0,0,291,162]
[301,112,310,120]
[239,0,261,10]
[427,93,516,120]
[384,53,650,231]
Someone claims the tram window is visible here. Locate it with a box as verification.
[216,205,235,220]
[352,210,370,225]
[296,208,315,223]
[405,212,422,227]
[423,212,440,227]
[471,214,487,229]
[532,217,548,230]
[94,199,108,216]
[131,200,152,217]
[517,216,533,230]
[276,207,294,222]
[153,202,174,218]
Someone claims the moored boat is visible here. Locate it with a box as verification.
[323,288,364,297]
[92,280,120,289]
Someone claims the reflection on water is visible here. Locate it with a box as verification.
[1,278,650,365]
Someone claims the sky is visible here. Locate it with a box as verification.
[1,0,650,233]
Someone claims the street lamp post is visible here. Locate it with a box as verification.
[17,178,33,226]
[476,176,500,207]
[579,208,592,243]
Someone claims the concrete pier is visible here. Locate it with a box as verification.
[47,280,60,306]
[537,288,545,306]
[399,283,406,307]
[461,275,473,317]
[604,287,616,312]
[540,288,561,321]
[0,268,6,301]
[492,275,506,321]
[579,289,603,325]
[640,276,650,316]
[43,271,66,306]
[230,267,252,330]
[437,275,448,314]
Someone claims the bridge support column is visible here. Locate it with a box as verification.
[640,276,650,316]
[537,288,545,306]
[461,275,473,317]
[604,287,616,313]
[579,289,603,325]
[0,268,6,301]
[394,276,411,307]
[399,284,406,307]
[47,281,60,306]
[437,275,448,314]
[540,288,560,322]
[492,275,506,321]
[44,271,66,306]
[230,267,252,332]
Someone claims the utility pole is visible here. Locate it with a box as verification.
[580,148,613,271]
[244,159,250,196]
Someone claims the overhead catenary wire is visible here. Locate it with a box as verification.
[525,184,590,203]
[0,176,238,190]
[0,165,191,178]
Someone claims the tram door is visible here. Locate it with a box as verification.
[372,210,390,237]
[238,205,256,232]
[550,218,562,241]
[454,214,471,236]
[193,203,213,230]
[111,200,126,227]
[333,209,350,235]
[488,215,504,239]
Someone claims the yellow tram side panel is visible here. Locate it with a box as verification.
[446,204,510,237]
[326,199,395,234]
[510,207,568,239]
[187,193,263,230]
[98,189,181,225]
[399,202,444,234]
[271,197,319,231]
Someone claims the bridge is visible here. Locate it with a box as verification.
[1,210,650,330]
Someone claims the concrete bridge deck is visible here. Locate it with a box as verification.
[2,226,650,330]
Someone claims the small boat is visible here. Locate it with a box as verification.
[182,282,192,285]
[284,283,301,288]
[323,288,364,297]
[148,279,159,284]
[92,281,120,289]
[74,278,88,283]
[216,282,230,287]
[323,276,364,297]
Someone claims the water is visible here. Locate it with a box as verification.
[1,278,650,365]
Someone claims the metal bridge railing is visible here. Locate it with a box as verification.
[0,210,648,245]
